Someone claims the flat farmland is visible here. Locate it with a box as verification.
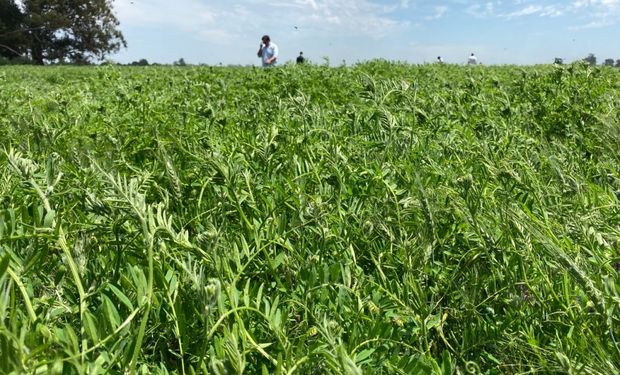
[0,62,619,374]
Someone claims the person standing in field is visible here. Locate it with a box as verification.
[467,53,477,65]
[257,35,278,67]
[296,51,305,64]
[437,56,444,64]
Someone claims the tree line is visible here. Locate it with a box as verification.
[555,54,620,67]
[583,54,620,67]
[0,0,125,64]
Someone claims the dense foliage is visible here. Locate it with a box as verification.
[0,0,26,59]
[0,0,125,64]
[0,62,619,374]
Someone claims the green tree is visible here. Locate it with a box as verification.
[22,0,126,64]
[130,58,149,66]
[0,0,26,58]
[603,58,614,66]
[583,53,596,66]
[616,59,620,68]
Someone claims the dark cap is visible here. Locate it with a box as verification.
[262,35,270,41]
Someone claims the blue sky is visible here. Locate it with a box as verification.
[109,0,620,65]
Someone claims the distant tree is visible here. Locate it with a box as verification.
[553,57,563,65]
[99,58,115,66]
[0,0,26,58]
[22,0,126,64]
[583,53,596,66]
[173,58,187,66]
[603,58,614,67]
[130,58,149,66]
[616,59,620,68]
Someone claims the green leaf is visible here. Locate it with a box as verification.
[43,209,55,228]
[107,284,134,310]
[0,212,5,238]
[273,252,286,268]
[355,348,375,364]
[63,324,80,354]
[555,352,571,371]
[84,310,100,342]
[425,314,441,330]
[272,309,281,329]
[0,255,10,279]
[243,279,250,307]
[103,295,121,330]
[441,350,452,375]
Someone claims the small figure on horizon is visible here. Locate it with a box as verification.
[437,56,444,64]
[468,53,477,65]
[296,51,305,64]
[257,35,278,67]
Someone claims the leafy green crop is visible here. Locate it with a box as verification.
[0,61,619,374]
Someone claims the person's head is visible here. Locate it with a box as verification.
[299,51,303,55]
[262,35,270,44]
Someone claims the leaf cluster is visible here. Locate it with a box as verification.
[0,0,125,64]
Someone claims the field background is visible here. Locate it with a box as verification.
[0,62,619,374]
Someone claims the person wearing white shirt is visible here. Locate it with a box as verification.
[467,53,477,65]
[257,35,279,67]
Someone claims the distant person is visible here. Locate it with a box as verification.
[296,51,305,64]
[467,53,477,65]
[257,35,278,67]
[437,56,444,64]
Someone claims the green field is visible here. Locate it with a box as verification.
[0,62,619,374]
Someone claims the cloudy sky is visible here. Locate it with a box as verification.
[109,0,620,65]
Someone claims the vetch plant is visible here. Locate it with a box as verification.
[0,62,618,374]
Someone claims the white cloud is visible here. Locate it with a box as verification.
[114,0,408,41]
[568,0,620,27]
[425,5,448,20]
[500,4,564,19]
[458,0,618,27]
[115,0,215,27]
[503,5,542,18]
[466,2,497,18]
[298,0,407,37]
